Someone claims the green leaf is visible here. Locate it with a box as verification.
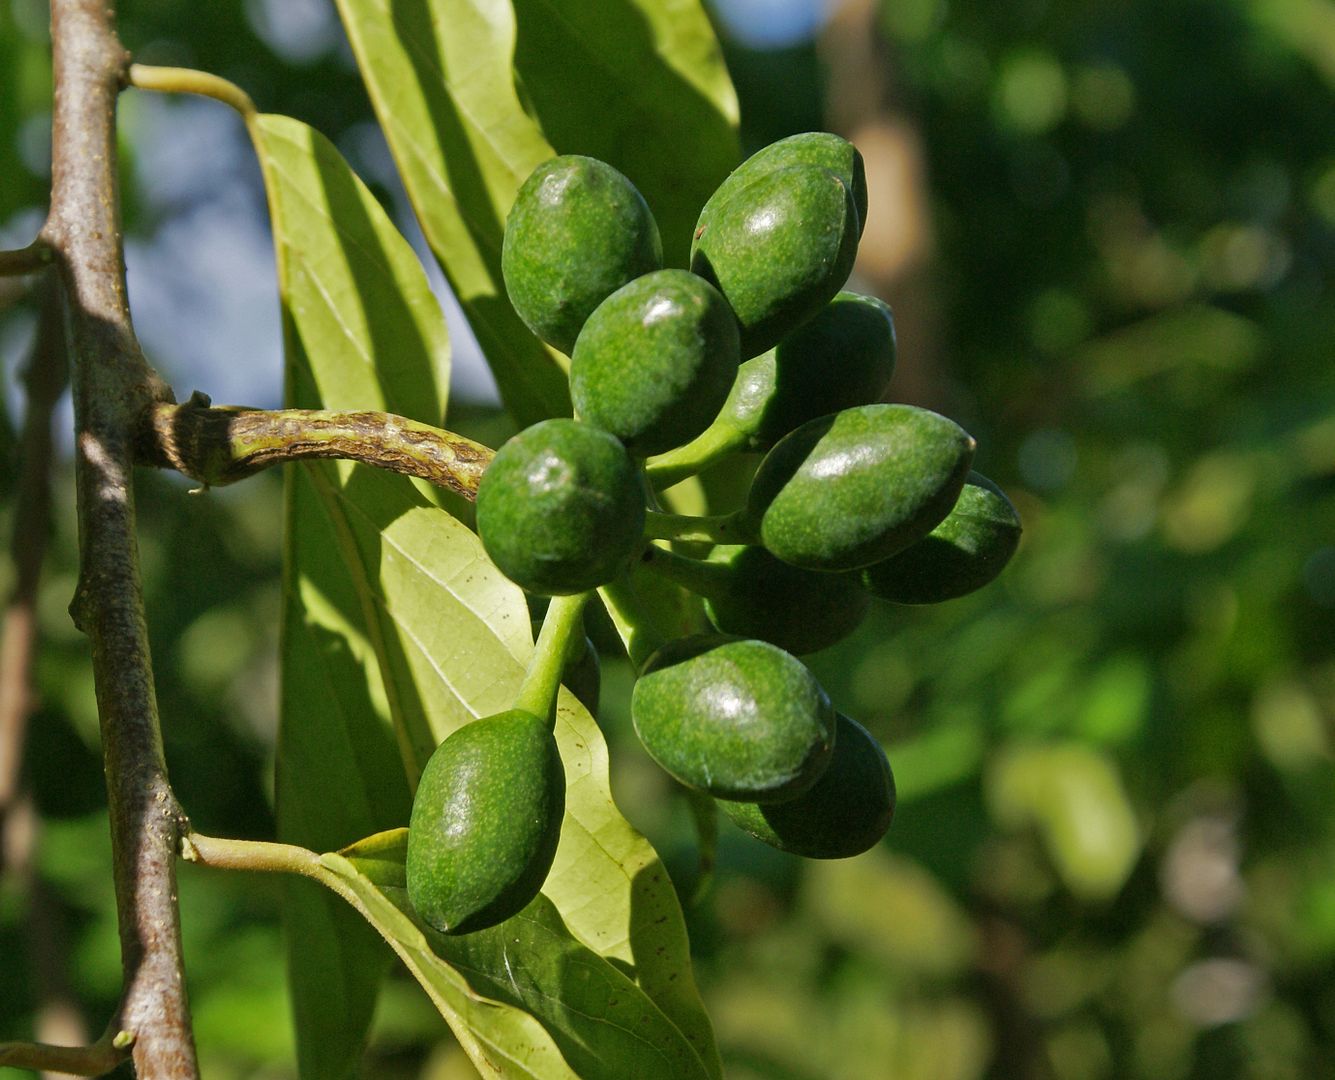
[323,842,713,1079]
[254,111,719,1078]
[331,0,570,426]
[331,0,739,421]
[301,469,720,1077]
[508,0,740,266]
[252,111,452,1078]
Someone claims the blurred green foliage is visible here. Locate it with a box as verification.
[2,0,1333,1077]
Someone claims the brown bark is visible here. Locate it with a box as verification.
[39,0,200,1074]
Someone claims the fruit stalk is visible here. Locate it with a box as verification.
[642,508,757,546]
[644,416,748,489]
[514,593,590,727]
[638,544,732,598]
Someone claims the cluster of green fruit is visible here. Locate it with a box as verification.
[405,134,1021,937]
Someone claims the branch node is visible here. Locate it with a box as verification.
[0,240,53,277]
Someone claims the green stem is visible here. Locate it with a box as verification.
[138,397,495,498]
[127,64,256,117]
[642,508,758,546]
[514,593,589,728]
[639,544,732,600]
[182,832,325,879]
[596,576,671,671]
[644,417,747,489]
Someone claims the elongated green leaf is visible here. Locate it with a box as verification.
[332,0,739,420]
[253,111,451,1078]
[328,837,576,1079]
[255,111,719,1078]
[332,0,569,426]
[330,838,710,1079]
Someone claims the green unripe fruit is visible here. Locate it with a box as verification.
[747,403,976,571]
[476,419,645,595]
[721,291,897,451]
[642,544,869,655]
[690,164,859,358]
[571,270,740,456]
[631,634,835,802]
[862,472,1021,604]
[696,131,869,238]
[502,155,663,354]
[721,713,895,859]
[406,709,565,934]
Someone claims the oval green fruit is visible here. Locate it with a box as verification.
[747,403,976,571]
[690,164,859,358]
[696,132,869,238]
[502,155,662,354]
[642,544,869,655]
[632,634,835,802]
[476,418,645,595]
[571,269,740,456]
[406,709,565,935]
[721,291,897,451]
[862,472,1021,603]
[721,713,895,859]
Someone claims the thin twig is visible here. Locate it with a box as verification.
[138,396,495,497]
[0,240,53,277]
[0,1031,131,1076]
[41,0,199,1075]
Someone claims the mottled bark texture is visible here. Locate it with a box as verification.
[41,0,200,1075]
[139,397,494,498]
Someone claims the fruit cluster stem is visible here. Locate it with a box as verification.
[138,397,495,498]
